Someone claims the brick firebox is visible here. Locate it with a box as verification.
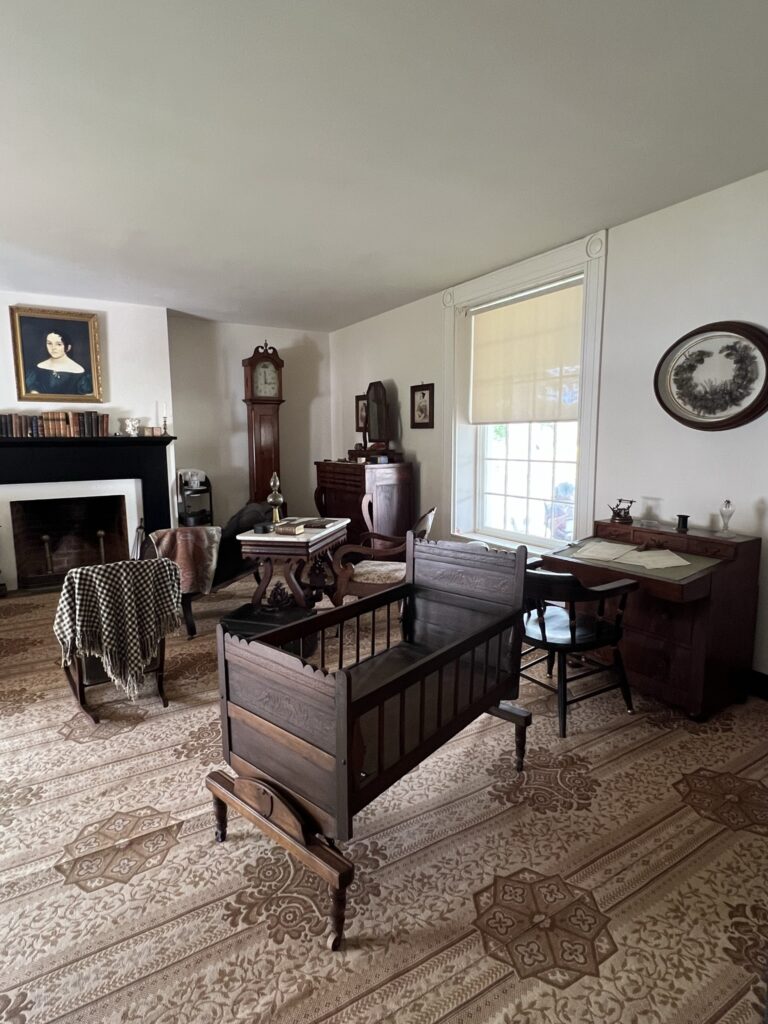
[11,495,129,589]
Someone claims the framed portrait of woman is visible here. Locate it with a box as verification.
[410,382,434,428]
[10,306,103,403]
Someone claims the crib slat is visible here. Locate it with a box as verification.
[453,660,460,716]
[419,675,426,742]
[355,615,360,663]
[399,690,406,759]
[436,667,444,729]
[338,621,344,669]
[371,609,376,656]
[495,633,502,687]
[469,648,476,704]
[377,704,385,775]
[386,602,392,649]
[483,639,490,694]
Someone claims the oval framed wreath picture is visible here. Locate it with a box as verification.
[654,320,768,430]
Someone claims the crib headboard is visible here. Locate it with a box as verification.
[406,535,527,613]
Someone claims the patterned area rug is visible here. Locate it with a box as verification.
[1,583,767,1023]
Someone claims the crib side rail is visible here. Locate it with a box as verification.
[259,585,409,670]
[347,611,522,814]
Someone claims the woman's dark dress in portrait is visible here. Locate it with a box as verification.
[25,367,93,395]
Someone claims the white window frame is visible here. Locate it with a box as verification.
[441,232,606,551]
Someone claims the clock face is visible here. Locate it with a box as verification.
[253,360,279,398]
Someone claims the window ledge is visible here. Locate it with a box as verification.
[449,531,558,557]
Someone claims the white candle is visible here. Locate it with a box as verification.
[162,402,167,419]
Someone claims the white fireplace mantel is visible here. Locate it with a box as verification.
[0,479,143,591]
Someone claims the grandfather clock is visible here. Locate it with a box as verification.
[243,342,284,503]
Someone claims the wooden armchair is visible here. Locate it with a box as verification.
[330,506,436,604]
[522,561,638,737]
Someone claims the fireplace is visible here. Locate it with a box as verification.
[11,495,129,589]
[0,435,175,592]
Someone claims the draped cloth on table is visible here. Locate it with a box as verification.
[150,526,222,595]
[53,558,182,700]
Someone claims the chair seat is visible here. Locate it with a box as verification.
[350,561,407,585]
[524,605,622,651]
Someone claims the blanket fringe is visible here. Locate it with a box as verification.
[60,610,183,701]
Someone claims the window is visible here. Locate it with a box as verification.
[443,233,605,550]
[472,277,583,546]
[479,420,578,542]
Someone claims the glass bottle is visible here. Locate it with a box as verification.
[719,499,734,535]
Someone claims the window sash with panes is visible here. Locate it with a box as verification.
[479,420,578,543]
[470,276,584,548]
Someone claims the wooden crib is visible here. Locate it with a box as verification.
[206,536,531,948]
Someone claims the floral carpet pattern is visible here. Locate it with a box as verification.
[0,582,767,1022]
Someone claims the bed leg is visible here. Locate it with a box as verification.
[212,794,228,843]
[515,721,527,773]
[488,702,532,772]
[327,884,348,951]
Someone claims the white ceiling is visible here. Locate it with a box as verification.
[2,0,768,332]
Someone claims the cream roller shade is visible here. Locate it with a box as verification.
[470,279,583,424]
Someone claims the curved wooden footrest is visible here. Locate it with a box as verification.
[205,770,354,949]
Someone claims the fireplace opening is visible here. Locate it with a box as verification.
[11,495,129,589]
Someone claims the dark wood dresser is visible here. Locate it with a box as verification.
[314,461,414,545]
[541,519,761,717]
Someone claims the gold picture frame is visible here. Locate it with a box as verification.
[11,305,103,403]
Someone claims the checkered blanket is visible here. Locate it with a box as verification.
[54,558,182,700]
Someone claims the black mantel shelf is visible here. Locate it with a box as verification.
[0,435,177,533]
[0,436,176,446]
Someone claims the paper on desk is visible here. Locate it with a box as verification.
[574,541,638,561]
[615,548,689,568]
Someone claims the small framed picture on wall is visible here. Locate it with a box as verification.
[355,393,368,432]
[410,383,434,428]
[10,305,103,402]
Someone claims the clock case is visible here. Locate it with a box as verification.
[243,343,284,503]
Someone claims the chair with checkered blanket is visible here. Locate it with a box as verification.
[54,558,183,723]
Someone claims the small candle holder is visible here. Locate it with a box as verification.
[267,472,284,523]
[162,416,169,436]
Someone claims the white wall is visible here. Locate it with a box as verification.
[167,317,332,524]
[0,290,175,588]
[598,169,768,668]
[329,293,446,532]
[0,290,173,428]
[329,170,768,672]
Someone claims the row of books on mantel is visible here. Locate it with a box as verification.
[0,410,110,438]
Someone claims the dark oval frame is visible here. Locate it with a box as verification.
[653,320,768,431]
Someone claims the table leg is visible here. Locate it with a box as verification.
[251,558,273,605]
[307,552,335,605]
[283,557,309,607]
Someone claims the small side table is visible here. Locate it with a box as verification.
[236,518,350,609]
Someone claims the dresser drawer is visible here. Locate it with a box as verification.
[685,538,735,560]
[595,522,632,541]
[621,629,703,712]
[624,591,697,645]
[316,463,365,490]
